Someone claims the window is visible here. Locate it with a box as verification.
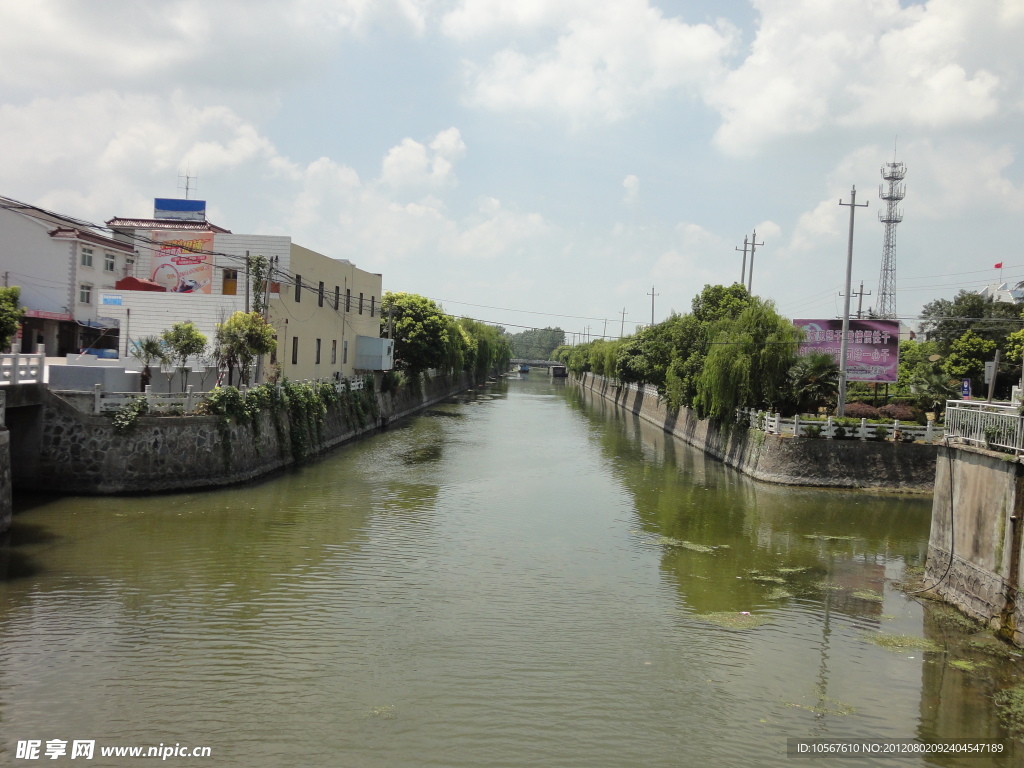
[292,336,299,365]
[343,340,348,365]
[334,286,340,311]
[80,247,93,267]
[79,284,92,304]
[331,340,337,365]
[315,338,322,365]
[345,288,351,312]
[104,252,116,272]
[222,269,238,296]
[295,274,302,302]
[370,296,375,317]
[125,258,135,277]
[359,292,364,315]
[318,281,324,307]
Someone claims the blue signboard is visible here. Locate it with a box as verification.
[154,198,207,221]
[961,378,972,399]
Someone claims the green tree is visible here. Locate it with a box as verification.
[908,371,959,416]
[0,286,25,352]
[130,336,166,391]
[942,330,996,393]
[507,327,566,359]
[788,352,840,414]
[161,321,208,391]
[896,338,941,391]
[215,312,276,386]
[381,292,453,376]
[920,290,1021,353]
[693,298,800,422]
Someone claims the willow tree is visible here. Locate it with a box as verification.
[693,298,800,422]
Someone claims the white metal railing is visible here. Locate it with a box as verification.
[85,376,367,415]
[0,351,45,385]
[944,400,1024,454]
[739,408,943,443]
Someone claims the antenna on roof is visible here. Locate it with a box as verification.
[178,164,198,200]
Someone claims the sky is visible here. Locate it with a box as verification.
[1,0,1022,339]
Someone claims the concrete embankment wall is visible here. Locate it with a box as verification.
[13,373,474,496]
[925,445,1024,646]
[576,373,937,493]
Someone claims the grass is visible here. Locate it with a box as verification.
[948,659,988,672]
[863,633,942,653]
[698,612,771,630]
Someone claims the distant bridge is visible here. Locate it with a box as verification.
[509,359,561,368]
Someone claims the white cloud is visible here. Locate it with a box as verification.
[710,0,1022,155]
[0,0,429,94]
[380,128,466,188]
[623,174,639,203]
[447,0,736,122]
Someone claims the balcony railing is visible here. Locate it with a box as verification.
[944,400,1024,454]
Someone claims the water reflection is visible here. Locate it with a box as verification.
[0,377,1019,767]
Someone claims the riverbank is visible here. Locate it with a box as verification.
[9,372,476,498]
[576,372,936,493]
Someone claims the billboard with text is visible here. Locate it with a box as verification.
[149,231,214,294]
[793,318,900,383]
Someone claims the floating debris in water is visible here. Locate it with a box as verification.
[850,590,883,602]
[784,697,857,716]
[864,633,941,653]
[813,581,844,592]
[777,567,811,574]
[767,587,793,600]
[968,640,1023,660]
[364,705,396,719]
[749,574,788,585]
[948,659,988,672]
[697,612,771,629]
[931,607,981,633]
[804,534,857,542]
[657,536,715,553]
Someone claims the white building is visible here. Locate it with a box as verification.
[977,282,1024,304]
[0,194,135,354]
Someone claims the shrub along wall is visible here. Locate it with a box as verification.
[15,373,474,495]
[577,373,937,493]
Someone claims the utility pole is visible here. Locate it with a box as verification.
[244,250,250,314]
[647,285,659,326]
[602,318,607,339]
[255,255,276,384]
[735,236,749,287]
[2,271,7,287]
[747,230,764,293]
[854,281,871,319]
[619,308,627,339]
[837,186,870,417]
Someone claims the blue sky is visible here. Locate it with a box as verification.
[1,0,1022,338]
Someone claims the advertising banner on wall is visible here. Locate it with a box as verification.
[793,318,900,383]
[149,231,214,294]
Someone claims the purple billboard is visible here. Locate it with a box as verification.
[793,319,900,384]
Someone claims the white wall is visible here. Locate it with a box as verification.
[97,290,246,359]
[0,207,74,314]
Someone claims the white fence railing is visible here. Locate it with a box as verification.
[944,400,1024,454]
[739,409,943,442]
[0,351,45,385]
[78,376,369,415]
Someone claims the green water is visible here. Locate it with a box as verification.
[0,376,1020,767]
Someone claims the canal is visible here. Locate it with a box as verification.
[0,375,1020,767]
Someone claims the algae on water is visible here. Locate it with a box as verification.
[864,633,941,653]
[850,590,883,602]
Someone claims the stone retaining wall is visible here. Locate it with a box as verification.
[577,373,937,492]
[0,429,10,534]
[14,373,475,496]
[925,444,1024,646]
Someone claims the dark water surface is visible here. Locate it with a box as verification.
[1,376,1020,767]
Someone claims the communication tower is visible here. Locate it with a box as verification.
[874,159,906,318]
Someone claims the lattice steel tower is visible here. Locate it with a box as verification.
[874,159,906,318]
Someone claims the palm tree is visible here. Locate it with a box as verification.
[909,371,959,417]
[129,336,166,392]
[788,352,840,414]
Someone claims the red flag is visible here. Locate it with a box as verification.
[995,262,1004,268]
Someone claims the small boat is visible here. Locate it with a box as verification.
[518,364,530,373]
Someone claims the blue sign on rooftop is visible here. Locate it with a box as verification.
[154,198,207,221]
